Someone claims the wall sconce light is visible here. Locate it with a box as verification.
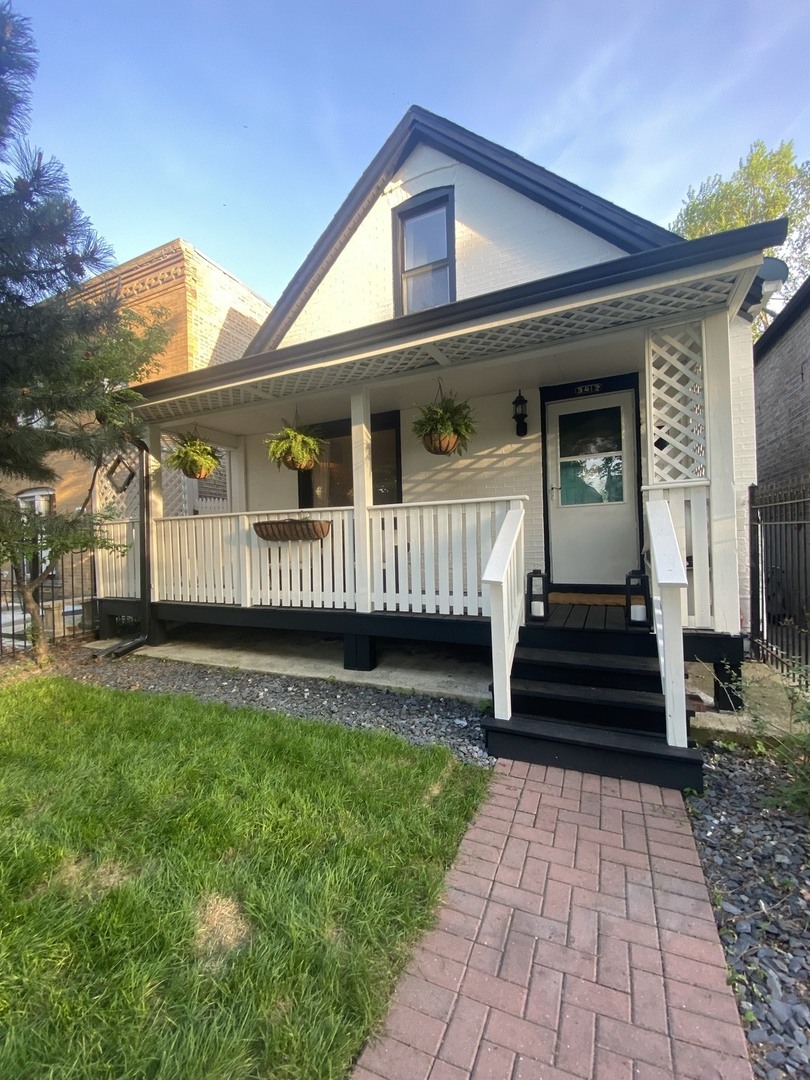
[512,390,528,437]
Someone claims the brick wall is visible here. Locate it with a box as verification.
[279,145,624,348]
[755,303,810,487]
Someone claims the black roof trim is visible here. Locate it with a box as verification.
[248,106,682,355]
[754,274,810,362]
[137,218,787,407]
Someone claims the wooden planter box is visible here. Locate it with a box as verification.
[252,519,331,542]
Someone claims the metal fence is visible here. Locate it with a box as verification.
[0,551,97,658]
[750,481,810,684]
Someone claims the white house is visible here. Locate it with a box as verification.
[97,108,787,789]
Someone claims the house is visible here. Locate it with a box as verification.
[1,240,271,651]
[96,108,787,789]
[751,274,810,672]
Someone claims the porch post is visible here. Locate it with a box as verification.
[351,389,373,614]
[703,313,741,635]
[147,424,164,608]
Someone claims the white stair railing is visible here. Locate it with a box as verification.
[645,501,689,748]
[482,506,526,721]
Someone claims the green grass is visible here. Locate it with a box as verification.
[0,677,489,1079]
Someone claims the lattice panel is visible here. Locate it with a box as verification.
[95,447,140,518]
[649,323,706,483]
[160,436,189,518]
[139,273,737,425]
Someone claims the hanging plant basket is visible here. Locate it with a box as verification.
[253,519,331,542]
[281,452,315,472]
[422,432,460,456]
[180,463,216,480]
[164,432,222,480]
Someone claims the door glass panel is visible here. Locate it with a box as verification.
[560,455,623,505]
[559,406,622,457]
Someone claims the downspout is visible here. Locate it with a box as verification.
[100,440,152,659]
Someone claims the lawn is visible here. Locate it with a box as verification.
[0,676,489,1079]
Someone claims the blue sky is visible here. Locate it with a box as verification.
[23,0,810,304]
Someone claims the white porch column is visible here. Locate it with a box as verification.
[147,424,164,602]
[703,312,741,635]
[351,389,373,613]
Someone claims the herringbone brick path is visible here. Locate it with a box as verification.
[354,759,752,1080]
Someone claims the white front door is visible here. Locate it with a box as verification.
[546,390,639,585]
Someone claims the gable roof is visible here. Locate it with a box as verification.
[248,106,682,355]
[754,273,810,362]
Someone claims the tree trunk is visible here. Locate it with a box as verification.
[12,562,49,664]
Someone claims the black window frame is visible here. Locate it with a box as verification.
[392,187,456,317]
[298,410,402,509]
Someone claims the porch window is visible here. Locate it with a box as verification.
[299,412,401,509]
[394,188,455,316]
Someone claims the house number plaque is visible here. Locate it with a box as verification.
[574,382,602,395]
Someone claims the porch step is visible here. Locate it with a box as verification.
[482,713,703,792]
[509,679,667,735]
[512,647,663,694]
[519,623,658,657]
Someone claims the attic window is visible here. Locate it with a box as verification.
[394,187,455,316]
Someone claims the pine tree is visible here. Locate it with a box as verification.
[0,1,169,660]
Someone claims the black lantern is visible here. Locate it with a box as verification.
[512,391,528,437]
[526,570,548,622]
[625,570,652,629]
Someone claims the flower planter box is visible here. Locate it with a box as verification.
[252,519,331,542]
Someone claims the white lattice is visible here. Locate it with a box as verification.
[95,448,141,518]
[139,273,738,425]
[649,324,706,483]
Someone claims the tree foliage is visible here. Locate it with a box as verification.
[671,140,810,302]
[0,2,169,659]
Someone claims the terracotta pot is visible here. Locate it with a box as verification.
[252,519,331,542]
[422,432,460,456]
[282,453,315,471]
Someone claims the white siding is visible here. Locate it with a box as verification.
[280,145,624,347]
[401,389,544,573]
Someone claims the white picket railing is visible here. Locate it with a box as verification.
[368,497,525,616]
[646,501,689,749]
[98,497,528,620]
[95,519,140,599]
[482,506,526,721]
[643,481,711,629]
[153,508,355,608]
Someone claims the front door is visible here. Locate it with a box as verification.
[545,389,639,585]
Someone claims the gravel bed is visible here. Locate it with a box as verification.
[688,746,810,1079]
[43,644,497,768]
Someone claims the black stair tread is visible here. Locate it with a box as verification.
[514,646,661,676]
[483,713,700,759]
[510,678,665,711]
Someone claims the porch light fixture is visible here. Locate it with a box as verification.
[625,570,652,629]
[512,391,528,437]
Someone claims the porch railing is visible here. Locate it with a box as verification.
[368,497,525,615]
[95,518,140,600]
[153,508,355,608]
[98,496,525,618]
[482,506,526,721]
[645,501,688,749]
[643,481,711,629]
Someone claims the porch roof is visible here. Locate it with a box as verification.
[135,220,787,425]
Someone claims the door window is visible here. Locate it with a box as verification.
[558,406,624,505]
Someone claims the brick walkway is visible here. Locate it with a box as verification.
[354,759,753,1080]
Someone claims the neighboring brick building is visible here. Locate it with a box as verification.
[754,275,810,487]
[11,239,271,514]
[1,241,271,631]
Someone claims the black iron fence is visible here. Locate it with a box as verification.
[750,481,810,684]
[0,551,97,658]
